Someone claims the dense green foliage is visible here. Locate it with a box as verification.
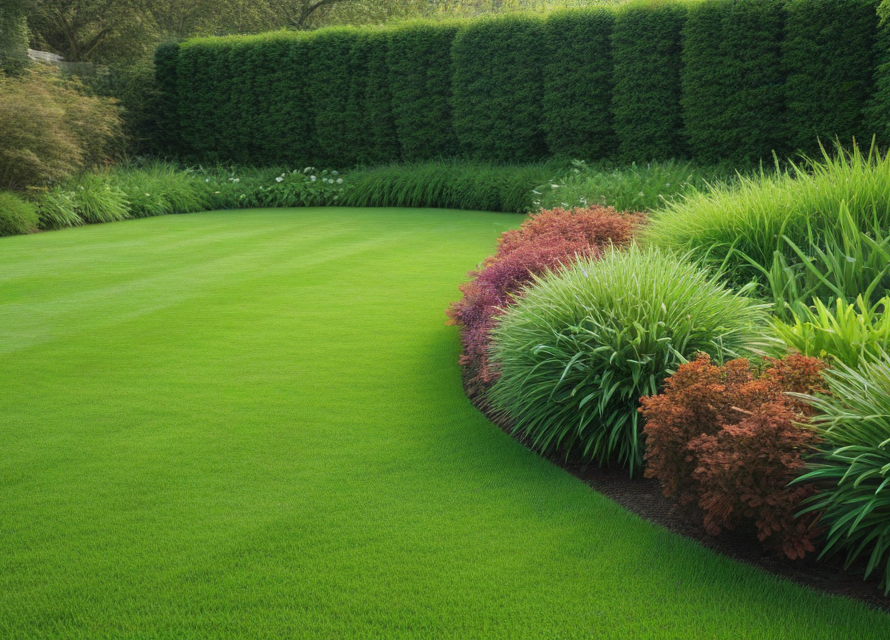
[0,3,29,75]
[644,144,890,305]
[541,9,615,159]
[681,0,786,164]
[611,2,687,162]
[2,209,890,637]
[799,358,890,595]
[783,0,879,156]
[451,15,547,162]
[488,246,769,473]
[0,190,38,236]
[387,21,461,161]
[773,296,890,367]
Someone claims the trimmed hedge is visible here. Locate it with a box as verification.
[612,3,687,162]
[784,0,879,156]
[156,1,890,167]
[387,21,461,161]
[542,9,616,160]
[451,15,548,163]
[681,0,786,164]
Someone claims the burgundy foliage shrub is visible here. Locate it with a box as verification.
[640,354,827,559]
[448,205,643,395]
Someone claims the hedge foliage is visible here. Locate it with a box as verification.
[156,0,890,167]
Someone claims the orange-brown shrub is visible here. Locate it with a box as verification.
[640,354,827,559]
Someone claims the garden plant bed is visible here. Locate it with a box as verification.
[467,385,890,613]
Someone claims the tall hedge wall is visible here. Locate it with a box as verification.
[784,0,879,156]
[156,1,890,167]
[451,15,547,163]
[612,3,687,162]
[542,9,616,159]
[387,22,461,161]
[682,0,786,164]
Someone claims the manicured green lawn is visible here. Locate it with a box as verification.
[1,208,888,639]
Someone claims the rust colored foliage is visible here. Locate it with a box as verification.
[640,354,827,559]
[447,206,643,395]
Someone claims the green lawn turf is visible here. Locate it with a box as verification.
[1,207,888,639]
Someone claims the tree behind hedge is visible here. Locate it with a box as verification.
[612,3,687,162]
[681,0,786,164]
[451,15,547,162]
[541,9,616,160]
[784,0,879,157]
[387,21,461,161]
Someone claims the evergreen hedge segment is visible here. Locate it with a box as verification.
[784,0,879,156]
[387,22,461,161]
[154,1,890,167]
[542,9,616,160]
[612,3,687,162]
[681,0,786,164]
[451,15,548,163]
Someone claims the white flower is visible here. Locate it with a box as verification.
[551,184,560,189]
[276,177,284,183]
[205,178,209,183]
[145,193,150,197]
[332,171,339,176]
[310,176,316,182]
[336,178,343,184]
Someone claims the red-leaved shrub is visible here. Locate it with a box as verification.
[640,354,827,559]
[448,206,643,395]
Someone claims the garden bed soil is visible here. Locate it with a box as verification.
[466,384,890,614]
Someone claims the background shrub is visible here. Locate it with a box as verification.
[0,191,39,236]
[152,43,181,156]
[541,9,616,160]
[799,358,890,594]
[0,2,29,76]
[448,206,643,395]
[109,162,208,218]
[360,30,401,165]
[488,246,769,473]
[611,2,687,162]
[641,354,826,559]
[36,187,83,230]
[0,69,122,191]
[387,21,461,161]
[783,0,879,156]
[681,0,786,164]
[451,14,547,162]
[69,174,130,224]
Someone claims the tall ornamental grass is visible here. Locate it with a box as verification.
[110,162,208,218]
[487,245,770,474]
[644,143,890,303]
[797,357,890,594]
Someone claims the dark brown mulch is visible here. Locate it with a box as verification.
[466,384,890,614]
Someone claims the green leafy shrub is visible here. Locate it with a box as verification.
[533,158,736,212]
[541,8,615,159]
[612,1,687,162]
[451,14,547,162]
[109,162,208,218]
[69,174,130,224]
[641,354,827,559]
[644,143,890,301]
[343,159,561,212]
[866,18,890,146]
[36,188,83,229]
[0,190,39,236]
[783,0,879,156]
[152,43,182,156]
[487,245,769,473]
[387,21,461,161]
[774,296,890,367]
[0,69,122,190]
[359,30,401,165]
[681,0,786,163]
[798,357,890,594]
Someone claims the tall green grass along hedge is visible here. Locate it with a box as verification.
[681,0,786,164]
[783,0,879,157]
[487,245,769,474]
[612,2,687,162]
[451,14,547,163]
[542,9,616,160]
[387,21,461,161]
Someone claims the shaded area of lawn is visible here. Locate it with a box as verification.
[0,208,888,639]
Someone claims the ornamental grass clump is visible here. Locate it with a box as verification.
[448,205,642,395]
[796,357,890,594]
[641,354,827,559]
[487,245,770,474]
